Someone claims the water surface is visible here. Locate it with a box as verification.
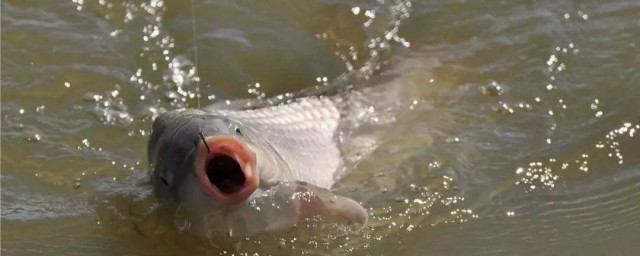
[2,0,639,255]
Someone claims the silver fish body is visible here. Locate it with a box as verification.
[148,96,367,237]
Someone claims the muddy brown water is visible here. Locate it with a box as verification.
[2,0,639,255]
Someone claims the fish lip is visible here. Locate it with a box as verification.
[194,135,258,205]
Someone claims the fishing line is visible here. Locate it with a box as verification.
[190,0,201,108]
[190,0,208,151]
[196,132,211,153]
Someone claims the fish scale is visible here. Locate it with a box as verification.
[211,97,342,188]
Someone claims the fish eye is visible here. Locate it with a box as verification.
[235,127,243,136]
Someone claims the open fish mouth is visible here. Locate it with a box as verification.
[193,135,258,205]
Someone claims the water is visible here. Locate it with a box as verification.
[2,0,639,255]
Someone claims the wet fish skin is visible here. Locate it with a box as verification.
[148,109,252,201]
[148,97,367,237]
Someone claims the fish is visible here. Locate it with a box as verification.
[148,94,368,237]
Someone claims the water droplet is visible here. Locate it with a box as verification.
[73,178,81,189]
[83,92,103,102]
[406,224,414,231]
[25,134,41,142]
[364,10,376,19]
[480,81,504,96]
[13,123,24,131]
[492,102,514,115]
[446,137,460,143]
[351,6,360,15]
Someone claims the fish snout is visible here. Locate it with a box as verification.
[194,135,258,205]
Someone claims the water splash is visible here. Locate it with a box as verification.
[515,122,639,191]
[81,86,133,126]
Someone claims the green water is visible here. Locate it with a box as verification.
[2,0,639,255]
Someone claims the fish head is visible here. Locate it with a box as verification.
[149,109,260,206]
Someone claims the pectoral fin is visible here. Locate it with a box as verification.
[292,181,368,226]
